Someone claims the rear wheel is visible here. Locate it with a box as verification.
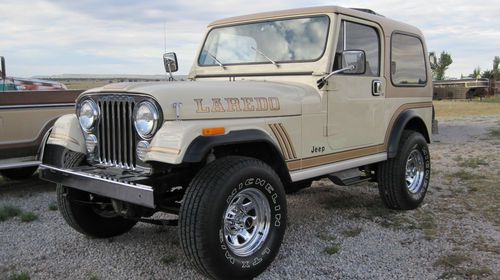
[45,145,137,238]
[377,131,431,210]
[0,166,38,180]
[179,156,287,280]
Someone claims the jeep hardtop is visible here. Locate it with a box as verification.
[40,6,432,279]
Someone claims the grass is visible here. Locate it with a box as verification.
[433,253,470,268]
[415,210,438,240]
[0,205,38,223]
[451,170,480,181]
[19,212,38,223]
[457,157,488,169]
[439,267,493,279]
[433,98,500,119]
[481,94,500,103]
[48,203,58,211]
[324,243,341,255]
[489,127,500,138]
[342,227,362,237]
[434,253,492,279]
[160,255,177,265]
[8,272,30,280]
[473,237,500,254]
[0,205,23,222]
[88,275,99,280]
[317,232,337,241]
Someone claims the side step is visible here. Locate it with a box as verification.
[328,168,372,186]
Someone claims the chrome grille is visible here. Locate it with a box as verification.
[96,96,136,169]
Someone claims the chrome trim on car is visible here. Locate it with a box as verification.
[39,164,155,208]
[290,153,387,182]
[95,96,137,169]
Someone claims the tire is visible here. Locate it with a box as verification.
[45,145,137,238]
[0,166,38,180]
[179,156,287,280]
[377,130,431,210]
[285,179,312,194]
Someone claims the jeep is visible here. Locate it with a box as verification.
[40,6,432,279]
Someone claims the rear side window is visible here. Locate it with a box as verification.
[391,33,427,86]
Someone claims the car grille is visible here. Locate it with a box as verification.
[96,96,137,169]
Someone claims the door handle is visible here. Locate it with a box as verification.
[372,80,382,96]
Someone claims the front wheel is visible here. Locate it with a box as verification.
[179,156,287,280]
[377,130,431,210]
[45,145,137,238]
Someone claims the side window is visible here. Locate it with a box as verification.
[333,21,380,76]
[391,33,427,86]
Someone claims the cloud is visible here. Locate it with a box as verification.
[0,0,498,78]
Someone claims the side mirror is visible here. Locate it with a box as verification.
[342,50,365,74]
[163,52,178,73]
[316,50,366,89]
[1,56,5,80]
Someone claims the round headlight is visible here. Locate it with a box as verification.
[134,101,159,139]
[78,100,98,131]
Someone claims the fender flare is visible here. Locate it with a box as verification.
[387,110,429,158]
[183,129,282,163]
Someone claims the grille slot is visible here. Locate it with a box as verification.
[96,97,136,169]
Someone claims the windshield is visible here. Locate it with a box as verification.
[198,16,330,66]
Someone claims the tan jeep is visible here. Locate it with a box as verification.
[40,6,432,279]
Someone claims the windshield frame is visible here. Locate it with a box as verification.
[197,15,331,67]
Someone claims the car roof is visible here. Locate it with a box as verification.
[208,6,423,37]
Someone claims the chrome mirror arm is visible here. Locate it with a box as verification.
[317,65,355,89]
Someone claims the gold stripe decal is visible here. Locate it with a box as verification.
[277,123,297,158]
[269,124,289,160]
[269,123,297,161]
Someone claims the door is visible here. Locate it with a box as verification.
[326,18,386,152]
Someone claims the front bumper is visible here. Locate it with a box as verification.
[39,164,155,208]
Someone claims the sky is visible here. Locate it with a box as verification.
[1,0,499,78]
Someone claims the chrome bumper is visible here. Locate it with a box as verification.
[39,164,155,208]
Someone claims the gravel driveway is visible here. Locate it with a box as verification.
[1,116,499,280]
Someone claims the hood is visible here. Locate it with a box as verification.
[84,80,316,120]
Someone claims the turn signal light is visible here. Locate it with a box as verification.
[202,127,225,136]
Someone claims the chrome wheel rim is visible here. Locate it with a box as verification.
[223,188,271,257]
[405,149,425,194]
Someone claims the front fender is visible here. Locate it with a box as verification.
[144,120,277,165]
[46,114,86,154]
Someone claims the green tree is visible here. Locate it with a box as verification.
[470,66,481,79]
[481,69,493,79]
[493,56,500,80]
[431,51,453,80]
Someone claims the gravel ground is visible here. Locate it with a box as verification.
[1,116,499,280]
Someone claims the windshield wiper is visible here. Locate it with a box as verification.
[251,46,279,67]
[206,51,225,69]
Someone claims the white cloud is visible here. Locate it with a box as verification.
[0,0,498,78]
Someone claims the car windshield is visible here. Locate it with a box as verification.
[198,16,330,66]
